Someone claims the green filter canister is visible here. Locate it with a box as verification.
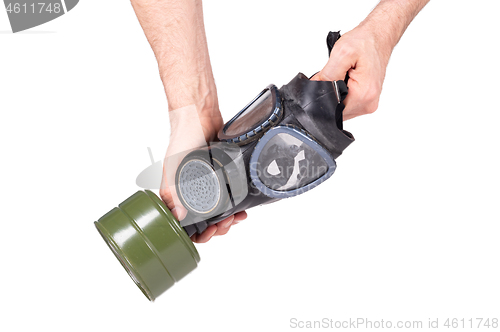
[95,190,200,301]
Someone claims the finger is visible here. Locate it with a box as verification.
[170,206,187,220]
[323,46,356,82]
[213,215,234,236]
[232,211,247,224]
[160,182,188,220]
[190,232,198,243]
[160,159,188,220]
[339,73,368,121]
[312,46,356,83]
[212,224,231,237]
[192,225,218,243]
[159,161,176,207]
[159,177,173,209]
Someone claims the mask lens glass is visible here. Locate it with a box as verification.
[250,126,337,198]
[219,85,282,144]
[256,132,328,191]
[224,89,273,136]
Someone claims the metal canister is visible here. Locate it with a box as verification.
[95,190,200,301]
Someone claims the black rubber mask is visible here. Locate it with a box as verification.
[175,31,355,236]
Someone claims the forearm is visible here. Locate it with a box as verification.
[130,0,217,111]
[359,0,430,53]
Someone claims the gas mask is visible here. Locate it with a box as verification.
[94,31,354,301]
[177,31,354,237]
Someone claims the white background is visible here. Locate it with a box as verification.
[1,1,499,331]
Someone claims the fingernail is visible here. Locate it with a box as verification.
[223,216,234,228]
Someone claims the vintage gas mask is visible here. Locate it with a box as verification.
[94,31,354,301]
[177,73,354,236]
[177,31,354,237]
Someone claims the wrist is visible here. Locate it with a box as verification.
[167,87,222,143]
[358,12,399,59]
[161,69,218,113]
[355,22,394,66]
[358,0,429,52]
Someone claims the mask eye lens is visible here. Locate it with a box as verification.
[224,89,273,136]
[218,85,282,145]
[257,133,329,191]
[250,126,336,198]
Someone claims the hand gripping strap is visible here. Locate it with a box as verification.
[327,31,350,86]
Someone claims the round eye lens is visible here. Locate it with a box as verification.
[224,89,273,136]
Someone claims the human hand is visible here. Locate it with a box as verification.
[312,26,393,120]
[160,103,247,243]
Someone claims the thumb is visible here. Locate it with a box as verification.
[160,176,188,221]
[312,49,354,82]
[160,155,188,220]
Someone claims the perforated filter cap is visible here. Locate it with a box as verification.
[178,159,221,214]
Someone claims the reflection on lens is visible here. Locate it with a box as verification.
[257,133,328,191]
[224,89,273,136]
